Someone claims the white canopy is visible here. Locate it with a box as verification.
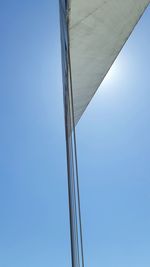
[69,0,149,124]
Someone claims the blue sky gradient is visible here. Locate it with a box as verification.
[0,1,150,266]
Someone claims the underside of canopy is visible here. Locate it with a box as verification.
[69,0,149,124]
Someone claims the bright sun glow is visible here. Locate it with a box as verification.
[103,59,123,85]
[99,53,131,89]
[96,54,131,99]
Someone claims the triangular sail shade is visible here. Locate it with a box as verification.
[69,0,149,124]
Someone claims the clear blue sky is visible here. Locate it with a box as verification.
[0,1,149,266]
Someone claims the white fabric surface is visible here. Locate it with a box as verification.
[69,0,149,124]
